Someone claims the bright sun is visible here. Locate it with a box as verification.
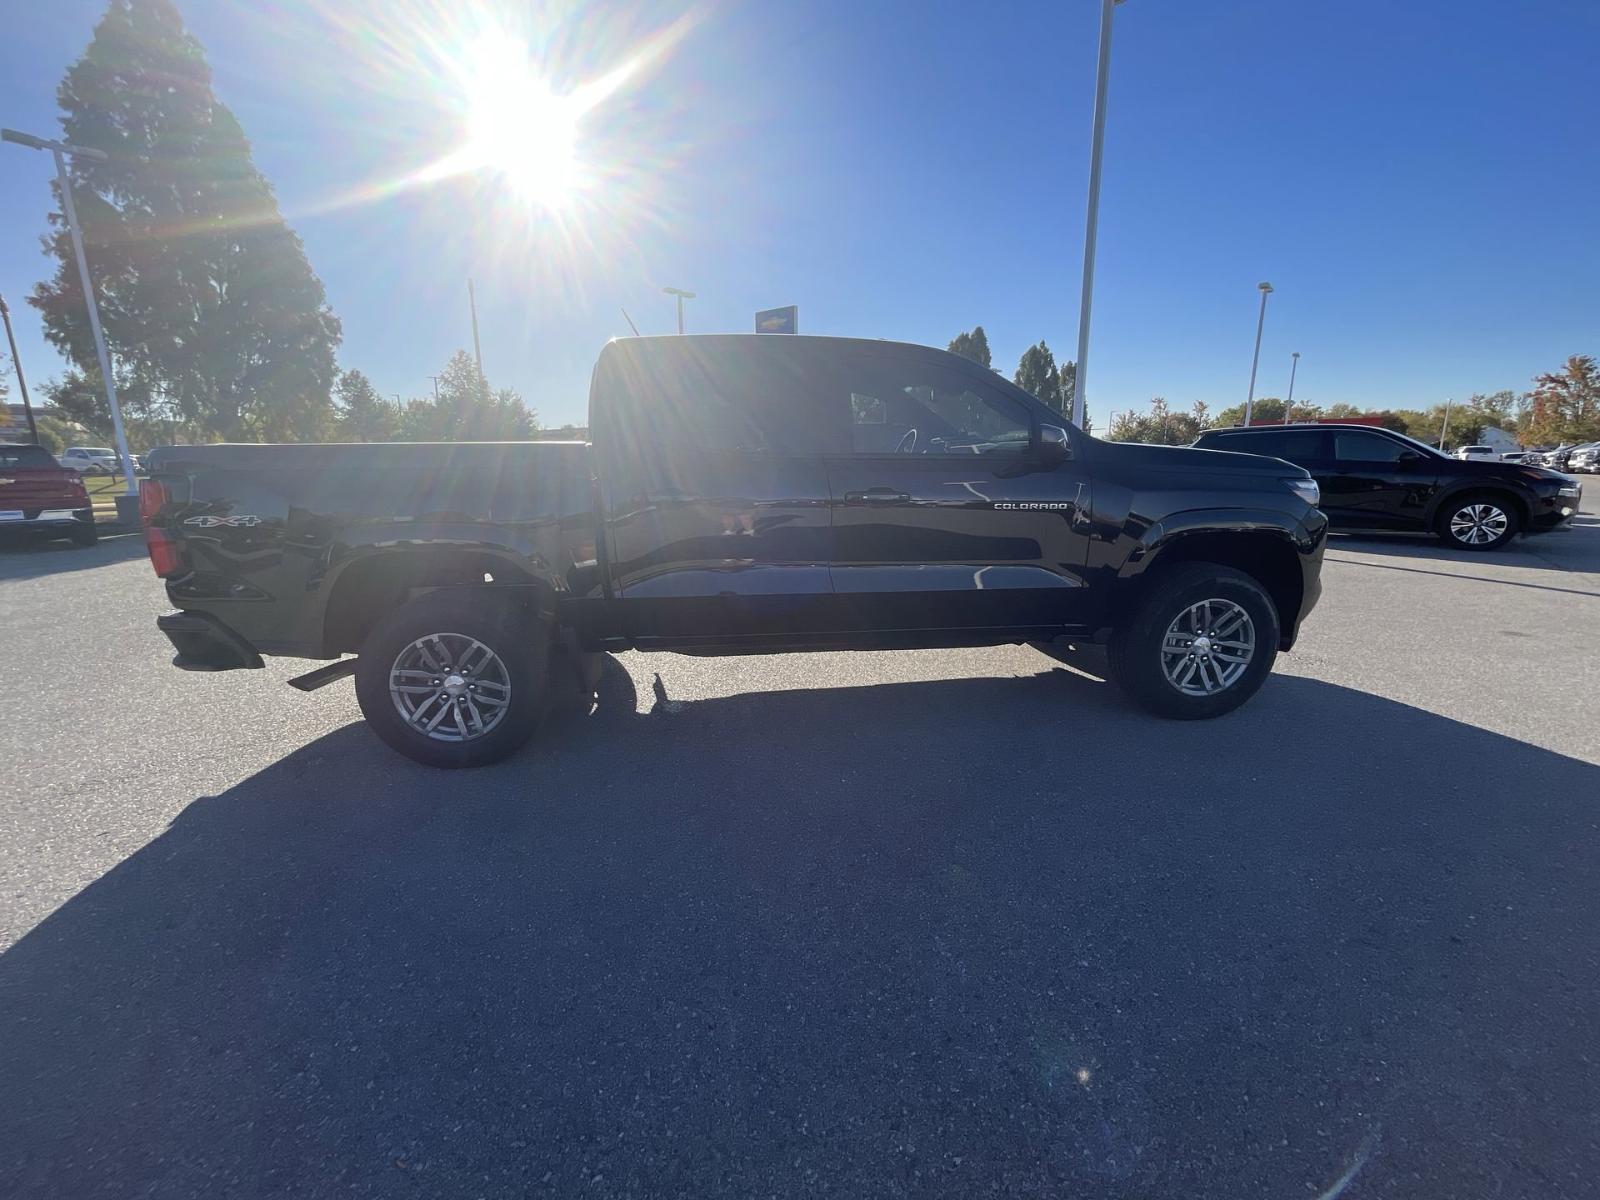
[461,42,585,210]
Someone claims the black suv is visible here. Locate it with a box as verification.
[1193,423,1582,551]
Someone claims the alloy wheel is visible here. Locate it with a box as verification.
[1449,503,1509,545]
[1160,598,1256,697]
[388,631,512,742]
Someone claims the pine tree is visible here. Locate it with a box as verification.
[947,327,992,369]
[1014,341,1067,414]
[334,369,398,441]
[28,0,341,443]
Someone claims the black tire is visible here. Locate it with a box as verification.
[68,521,98,547]
[1107,563,1280,720]
[1435,491,1520,551]
[353,591,547,768]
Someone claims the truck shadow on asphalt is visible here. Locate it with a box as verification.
[1330,526,1600,574]
[3,663,1598,1198]
[0,529,145,582]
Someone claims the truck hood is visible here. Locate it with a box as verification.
[1096,439,1314,479]
[1461,460,1572,487]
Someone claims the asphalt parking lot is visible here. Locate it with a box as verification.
[2,505,1597,1199]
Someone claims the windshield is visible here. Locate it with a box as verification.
[1376,429,1449,458]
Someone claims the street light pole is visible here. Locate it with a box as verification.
[1072,0,1123,431]
[3,128,138,505]
[1244,281,1273,426]
[1282,351,1300,424]
[663,286,695,335]
[0,293,40,445]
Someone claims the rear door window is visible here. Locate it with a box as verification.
[1203,430,1326,462]
[595,338,849,457]
[1334,431,1409,462]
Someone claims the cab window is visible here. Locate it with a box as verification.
[1334,431,1409,463]
[843,356,1034,456]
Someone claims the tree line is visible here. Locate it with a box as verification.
[1103,354,1599,449]
[945,326,1088,432]
[19,0,537,454]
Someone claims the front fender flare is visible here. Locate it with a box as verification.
[1119,507,1316,582]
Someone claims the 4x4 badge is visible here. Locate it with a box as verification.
[184,514,262,527]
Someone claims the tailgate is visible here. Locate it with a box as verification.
[0,467,90,514]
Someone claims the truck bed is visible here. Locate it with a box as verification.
[146,441,598,662]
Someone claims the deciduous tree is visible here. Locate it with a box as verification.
[1524,355,1599,445]
[28,0,341,443]
[394,350,537,440]
[1106,398,1210,445]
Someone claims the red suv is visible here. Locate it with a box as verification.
[0,443,97,546]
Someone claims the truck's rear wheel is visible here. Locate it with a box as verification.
[354,592,545,768]
[1107,563,1280,720]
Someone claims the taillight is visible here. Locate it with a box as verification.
[145,528,184,578]
[138,478,184,577]
[138,477,169,525]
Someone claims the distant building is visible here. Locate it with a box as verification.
[1476,426,1520,454]
[0,403,32,440]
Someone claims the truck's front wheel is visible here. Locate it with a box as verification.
[354,593,546,768]
[1107,563,1280,720]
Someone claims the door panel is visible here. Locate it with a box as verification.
[827,456,1093,630]
[590,336,849,642]
[603,451,834,639]
[1324,431,1441,528]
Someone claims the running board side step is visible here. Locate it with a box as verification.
[287,658,358,692]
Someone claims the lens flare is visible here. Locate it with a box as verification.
[443,36,586,210]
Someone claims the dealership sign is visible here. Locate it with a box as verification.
[755,306,798,334]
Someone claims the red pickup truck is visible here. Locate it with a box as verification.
[0,443,97,546]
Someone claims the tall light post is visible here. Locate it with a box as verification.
[1244,281,1273,426]
[3,128,139,513]
[1072,0,1126,430]
[0,293,40,445]
[1282,351,1300,424]
[663,286,695,335]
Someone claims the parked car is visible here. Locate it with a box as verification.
[1500,451,1532,463]
[0,442,97,546]
[140,334,1329,766]
[1191,423,1581,551]
[1563,443,1600,473]
[1455,445,1497,461]
[60,446,121,475]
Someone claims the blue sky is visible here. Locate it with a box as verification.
[2,0,1597,432]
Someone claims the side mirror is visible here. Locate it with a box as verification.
[1037,424,1072,463]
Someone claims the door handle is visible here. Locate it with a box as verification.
[844,488,911,505]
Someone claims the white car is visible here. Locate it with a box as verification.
[60,446,121,475]
[1455,445,1497,461]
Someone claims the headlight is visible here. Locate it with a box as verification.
[1559,484,1581,497]
[1284,477,1320,506]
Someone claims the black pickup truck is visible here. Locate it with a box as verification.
[142,334,1328,767]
